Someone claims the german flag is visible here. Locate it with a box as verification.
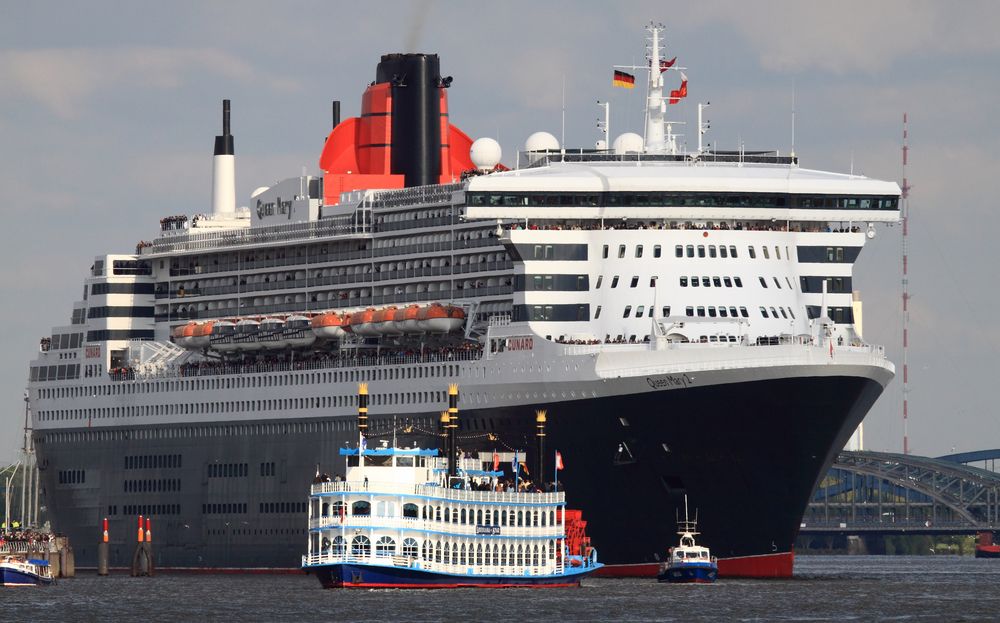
[612,70,635,89]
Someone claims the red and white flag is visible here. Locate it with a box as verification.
[669,72,688,105]
[659,56,677,72]
[492,450,500,472]
[555,451,564,471]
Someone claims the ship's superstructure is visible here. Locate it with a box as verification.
[26,27,899,577]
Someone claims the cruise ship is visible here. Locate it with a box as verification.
[26,26,899,577]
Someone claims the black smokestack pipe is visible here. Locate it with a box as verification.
[332,100,341,129]
[536,410,546,485]
[447,384,459,479]
[376,53,442,187]
[214,99,233,156]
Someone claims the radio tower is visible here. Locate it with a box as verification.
[901,113,911,455]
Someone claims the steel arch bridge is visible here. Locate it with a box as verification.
[800,450,1000,535]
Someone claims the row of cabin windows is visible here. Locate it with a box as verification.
[326,535,556,567]
[338,500,557,528]
[684,306,752,319]
[208,463,248,478]
[202,503,248,514]
[596,275,662,289]
[682,305,797,320]
[123,479,181,493]
[602,244,664,259]
[675,244,741,259]
[58,469,85,484]
[467,191,898,210]
[38,364,464,400]
[758,276,797,290]
[125,454,182,470]
[679,276,744,288]
[595,306,669,319]
[119,504,180,516]
[37,392,449,422]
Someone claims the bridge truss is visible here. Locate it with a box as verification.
[801,451,1000,535]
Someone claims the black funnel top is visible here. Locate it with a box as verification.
[376,54,442,187]
[214,99,234,156]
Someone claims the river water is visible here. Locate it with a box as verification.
[5,556,1000,622]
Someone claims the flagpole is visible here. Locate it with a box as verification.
[553,449,558,493]
[514,450,519,492]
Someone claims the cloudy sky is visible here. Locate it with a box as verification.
[2,1,998,463]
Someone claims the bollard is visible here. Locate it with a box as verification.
[131,515,154,577]
[98,517,109,576]
[64,546,75,578]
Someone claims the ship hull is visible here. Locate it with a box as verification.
[35,371,884,578]
[308,562,596,588]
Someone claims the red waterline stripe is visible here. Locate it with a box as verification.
[595,552,794,579]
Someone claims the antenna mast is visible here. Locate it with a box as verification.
[901,112,911,455]
[644,22,667,153]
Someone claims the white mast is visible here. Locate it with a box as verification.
[644,22,667,153]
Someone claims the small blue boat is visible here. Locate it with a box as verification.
[1,556,54,587]
[657,496,718,584]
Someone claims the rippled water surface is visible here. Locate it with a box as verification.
[5,556,1000,622]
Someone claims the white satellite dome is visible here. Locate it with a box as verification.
[470,138,502,171]
[524,131,560,153]
[250,186,270,199]
[612,132,644,154]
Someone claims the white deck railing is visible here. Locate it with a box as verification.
[311,481,565,505]
[301,551,563,577]
[308,514,563,537]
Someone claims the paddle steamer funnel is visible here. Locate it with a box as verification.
[212,99,236,215]
[376,53,442,188]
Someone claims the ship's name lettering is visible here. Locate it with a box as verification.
[85,346,101,359]
[646,374,693,390]
[476,525,501,536]
[505,337,533,351]
[256,196,293,219]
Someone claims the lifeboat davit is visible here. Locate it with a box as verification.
[234,318,262,352]
[210,320,239,352]
[417,303,465,333]
[258,317,286,350]
[283,315,317,348]
[395,304,422,334]
[189,321,214,349]
[171,322,198,349]
[348,308,379,336]
[372,306,400,336]
[311,311,347,340]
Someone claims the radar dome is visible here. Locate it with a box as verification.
[613,133,644,154]
[525,131,560,153]
[470,138,502,171]
[250,186,270,199]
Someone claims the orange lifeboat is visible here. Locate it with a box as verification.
[372,306,400,335]
[171,322,198,349]
[348,308,379,336]
[417,303,465,333]
[189,321,214,349]
[311,311,347,340]
[395,304,422,334]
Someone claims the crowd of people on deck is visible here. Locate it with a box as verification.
[0,526,52,547]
